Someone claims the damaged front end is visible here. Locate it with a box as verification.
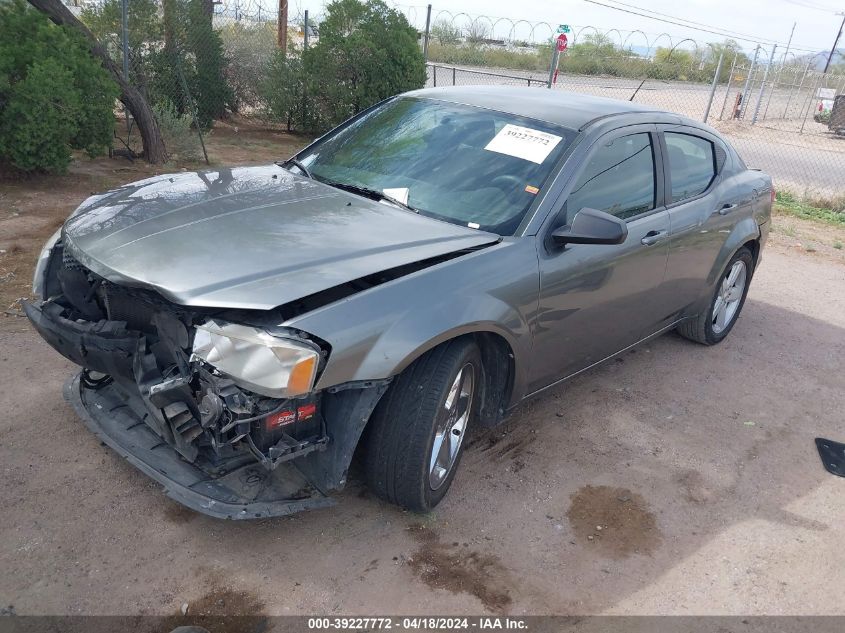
[25,237,388,519]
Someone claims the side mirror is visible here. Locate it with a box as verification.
[551,207,628,246]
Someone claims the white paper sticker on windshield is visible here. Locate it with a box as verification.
[484,124,562,164]
[383,187,409,205]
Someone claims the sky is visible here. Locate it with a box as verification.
[279,0,845,57]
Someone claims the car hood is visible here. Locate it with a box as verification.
[62,165,499,310]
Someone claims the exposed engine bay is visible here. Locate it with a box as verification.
[24,238,391,518]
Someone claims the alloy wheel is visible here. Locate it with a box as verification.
[429,363,475,490]
[712,260,747,334]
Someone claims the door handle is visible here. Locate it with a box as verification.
[718,203,738,215]
[640,229,668,246]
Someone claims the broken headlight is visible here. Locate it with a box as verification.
[32,229,61,300]
[191,320,320,399]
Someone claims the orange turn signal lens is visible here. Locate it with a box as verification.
[288,355,318,396]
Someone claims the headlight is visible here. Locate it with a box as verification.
[191,320,320,398]
[32,229,62,299]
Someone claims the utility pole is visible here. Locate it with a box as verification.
[823,12,845,73]
[277,0,288,51]
[782,21,796,63]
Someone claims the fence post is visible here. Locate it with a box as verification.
[800,72,823,134]
[740,45,760,119]
[761,60,782,121]
[784,59,812,120]
[120,0,130,135]
[703,50,725,123]
[718,53,738,120]
[423,4,432,62]
[546,47,561,89]
[301,10,309,130]
[751,45,776,124]
[452,66,456,86]
[433,64,437,87]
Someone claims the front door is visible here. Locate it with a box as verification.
[529,127,672,393]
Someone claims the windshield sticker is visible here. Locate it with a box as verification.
[383,187,409,205]
[524,185,540,195]
[484,124,562,164]
[467,222,480,229]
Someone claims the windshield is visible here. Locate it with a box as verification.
[296,97,576,235]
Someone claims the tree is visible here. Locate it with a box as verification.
[81,0,163,66]
[26,0,167,163]
[301,0,426,128]
[0,1,119,172]
[146,0,231,129]
[431,19,461,46]
[464,20,490,45]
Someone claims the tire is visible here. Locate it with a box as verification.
[677,246,754,345]
[364,338,482,512]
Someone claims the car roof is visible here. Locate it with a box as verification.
[404,85,663,130]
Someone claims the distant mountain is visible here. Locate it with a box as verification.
[795,49,844,70]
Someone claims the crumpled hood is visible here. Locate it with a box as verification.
[62,165,498,310]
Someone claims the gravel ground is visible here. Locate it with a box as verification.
[1,238,844,617]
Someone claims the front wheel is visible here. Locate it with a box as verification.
[364,338,481,511]
[678,246,754,345]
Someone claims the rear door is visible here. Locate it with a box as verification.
[529,125,672,392]
[657,126,754,319]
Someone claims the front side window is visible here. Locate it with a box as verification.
[565,132,656,222]
[665,132,716,203]
[297,97,576,235]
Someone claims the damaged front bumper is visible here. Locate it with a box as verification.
[25,287,388,520]
[64,372,334,519]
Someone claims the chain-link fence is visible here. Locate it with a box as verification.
[410,5,845,201]
[425,59,845,199]
[70,0,845,201]
[74,0,320,162]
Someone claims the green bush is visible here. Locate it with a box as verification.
[0,0,118,173]
[84,0,230,131]
[261,46,309,130]
[220,22,277,113]
[262,0,426,132]
[814,109,831,125]
[153,102,205,163]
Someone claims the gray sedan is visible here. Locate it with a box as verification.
[26,86,772,518]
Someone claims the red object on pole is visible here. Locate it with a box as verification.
[556,33,568,52]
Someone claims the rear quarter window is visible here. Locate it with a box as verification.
[665,132,717,203]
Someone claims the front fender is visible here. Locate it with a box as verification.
[286,238,539,407]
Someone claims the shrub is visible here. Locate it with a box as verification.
[261,46,310,130]
[220,22,277,113]
[262,0,426,132]
[0,0,119,173]
[185,0,231,127]
[430,19,461,46]
[153,102,205,163]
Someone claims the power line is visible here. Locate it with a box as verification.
[580,0,820,52]
[589,0,785,43]
[781,0,841,13]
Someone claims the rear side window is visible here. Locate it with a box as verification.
[665,132,716,203]
[566,132,656,221]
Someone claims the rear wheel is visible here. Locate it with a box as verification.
[364,338,481,511]
[678,247,754,345]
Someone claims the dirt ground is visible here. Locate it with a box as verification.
[1,125,844,618]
